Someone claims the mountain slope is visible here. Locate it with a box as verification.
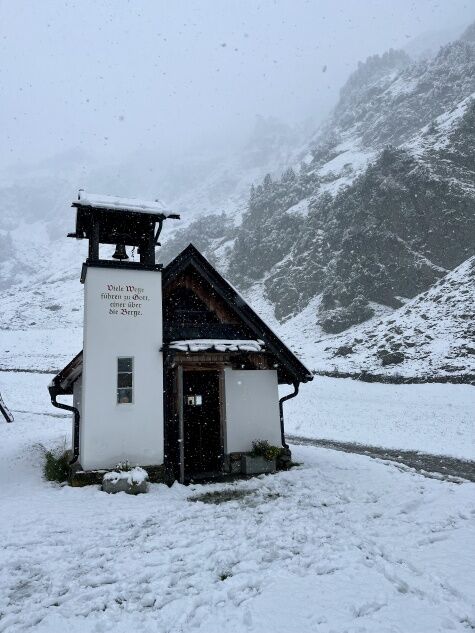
[234,29,475,327]
[310,256,475,380]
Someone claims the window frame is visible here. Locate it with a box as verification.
[117,356,134,405]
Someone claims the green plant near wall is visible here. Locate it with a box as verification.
[42,447,70,482]
[251,440,283,461]
[115,459,133,472]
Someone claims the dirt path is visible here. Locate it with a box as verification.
[287,435,475,482]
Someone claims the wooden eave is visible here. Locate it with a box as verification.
[50,350,83,395]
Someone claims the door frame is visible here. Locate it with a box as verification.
[176,364,226,483]
[177,365,185,484]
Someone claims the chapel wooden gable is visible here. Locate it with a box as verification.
[163,265,255,342]
[161,244,312,385]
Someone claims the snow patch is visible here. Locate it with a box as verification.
[169,339,264,353]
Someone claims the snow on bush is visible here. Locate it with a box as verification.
[42,443,70,483]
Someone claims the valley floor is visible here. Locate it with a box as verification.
[288,436,475,482]
[284,377,474,460]
[0,372,474,632]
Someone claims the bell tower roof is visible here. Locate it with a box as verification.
[73,190,179,217]
[68,190,180,267]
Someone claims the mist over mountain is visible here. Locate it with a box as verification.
[1,20,474,382]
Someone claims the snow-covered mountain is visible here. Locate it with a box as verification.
[311,256,475,380]
[162,22,475,336]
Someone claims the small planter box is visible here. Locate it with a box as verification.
[241,455,276,475]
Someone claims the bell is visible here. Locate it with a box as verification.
[112,243,129,260]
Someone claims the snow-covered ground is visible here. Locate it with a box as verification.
[284,377,475,460]
[0,329,82,372]
[1,382,474,633]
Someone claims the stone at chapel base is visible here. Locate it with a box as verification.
[102,467,149,494]
[241,455,276,475]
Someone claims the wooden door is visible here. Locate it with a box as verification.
[183,370,222,478]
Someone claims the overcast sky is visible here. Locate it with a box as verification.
[1,0,473,170]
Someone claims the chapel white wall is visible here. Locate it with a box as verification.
[80,266,163,470]
[224,369,282,452]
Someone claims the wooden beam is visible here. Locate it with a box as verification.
[88,215,100,261]
[164,270,241,325]
[177,365,185,484]
[139,223,155,265]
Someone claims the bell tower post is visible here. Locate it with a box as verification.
[68,191,179,470]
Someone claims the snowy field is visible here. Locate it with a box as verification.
[0,329,82,372]
[1,391,474,632]
[285,378,475,460]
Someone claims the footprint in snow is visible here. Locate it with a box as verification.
[353,600,387,618]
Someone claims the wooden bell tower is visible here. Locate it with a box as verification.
[69,189,180,267]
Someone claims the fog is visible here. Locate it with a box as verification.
[1,0,473,172]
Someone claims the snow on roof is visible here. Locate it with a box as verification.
[169,339,265,353]
[76,190,178,217]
